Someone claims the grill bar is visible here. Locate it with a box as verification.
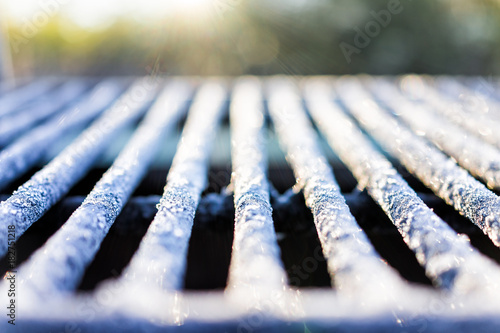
[368,78,500,190]
[226,78,287,304]
[0,79,124,191]
[266,77,403,295]
[118,80,226,291]
[0,77,60,117]
[401,77,500,149]
[0,80,89,147]
[435,77,500,118]
[17,81,192,296]
[305,78,500,293]
[0,77,161,256]
[1,76,500,331]
[465,77,500,110]
[335,77,500,248]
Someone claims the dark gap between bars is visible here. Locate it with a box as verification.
[185,158,233,290]
[272,189,332,288]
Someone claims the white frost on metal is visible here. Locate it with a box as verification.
[0,77,162,257]
[399,75,500,149]
[0,77,60,118]
[266,77,404,297]
[368,77,500,190]
[434,76,500,119]
[117,80,227,292]
[15,80,192,296]
[226,77,288,313]
[0,79,124,191]
[306,78,500,294]
[0,80,89,146]
[335,76,500,248]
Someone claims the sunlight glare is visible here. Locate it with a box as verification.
[172,0,214,11]
[2,0,218,28]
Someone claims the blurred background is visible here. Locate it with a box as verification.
[1,0,500,77]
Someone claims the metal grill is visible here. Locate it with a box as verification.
[1,75,500,332]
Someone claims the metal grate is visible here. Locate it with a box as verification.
[1,75,500,332]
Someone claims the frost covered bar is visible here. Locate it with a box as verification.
[366,77,500,190]
[17,80,193,296]
[305,77,500,294]
[0,79,124,191]
[0,76,500,332]
[118,80,227,292]
[226,78,288,299]
[0,77,162,256]
[335,76,500,248]
[266,77,403,295]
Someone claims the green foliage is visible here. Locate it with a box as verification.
[7,0,500,76]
